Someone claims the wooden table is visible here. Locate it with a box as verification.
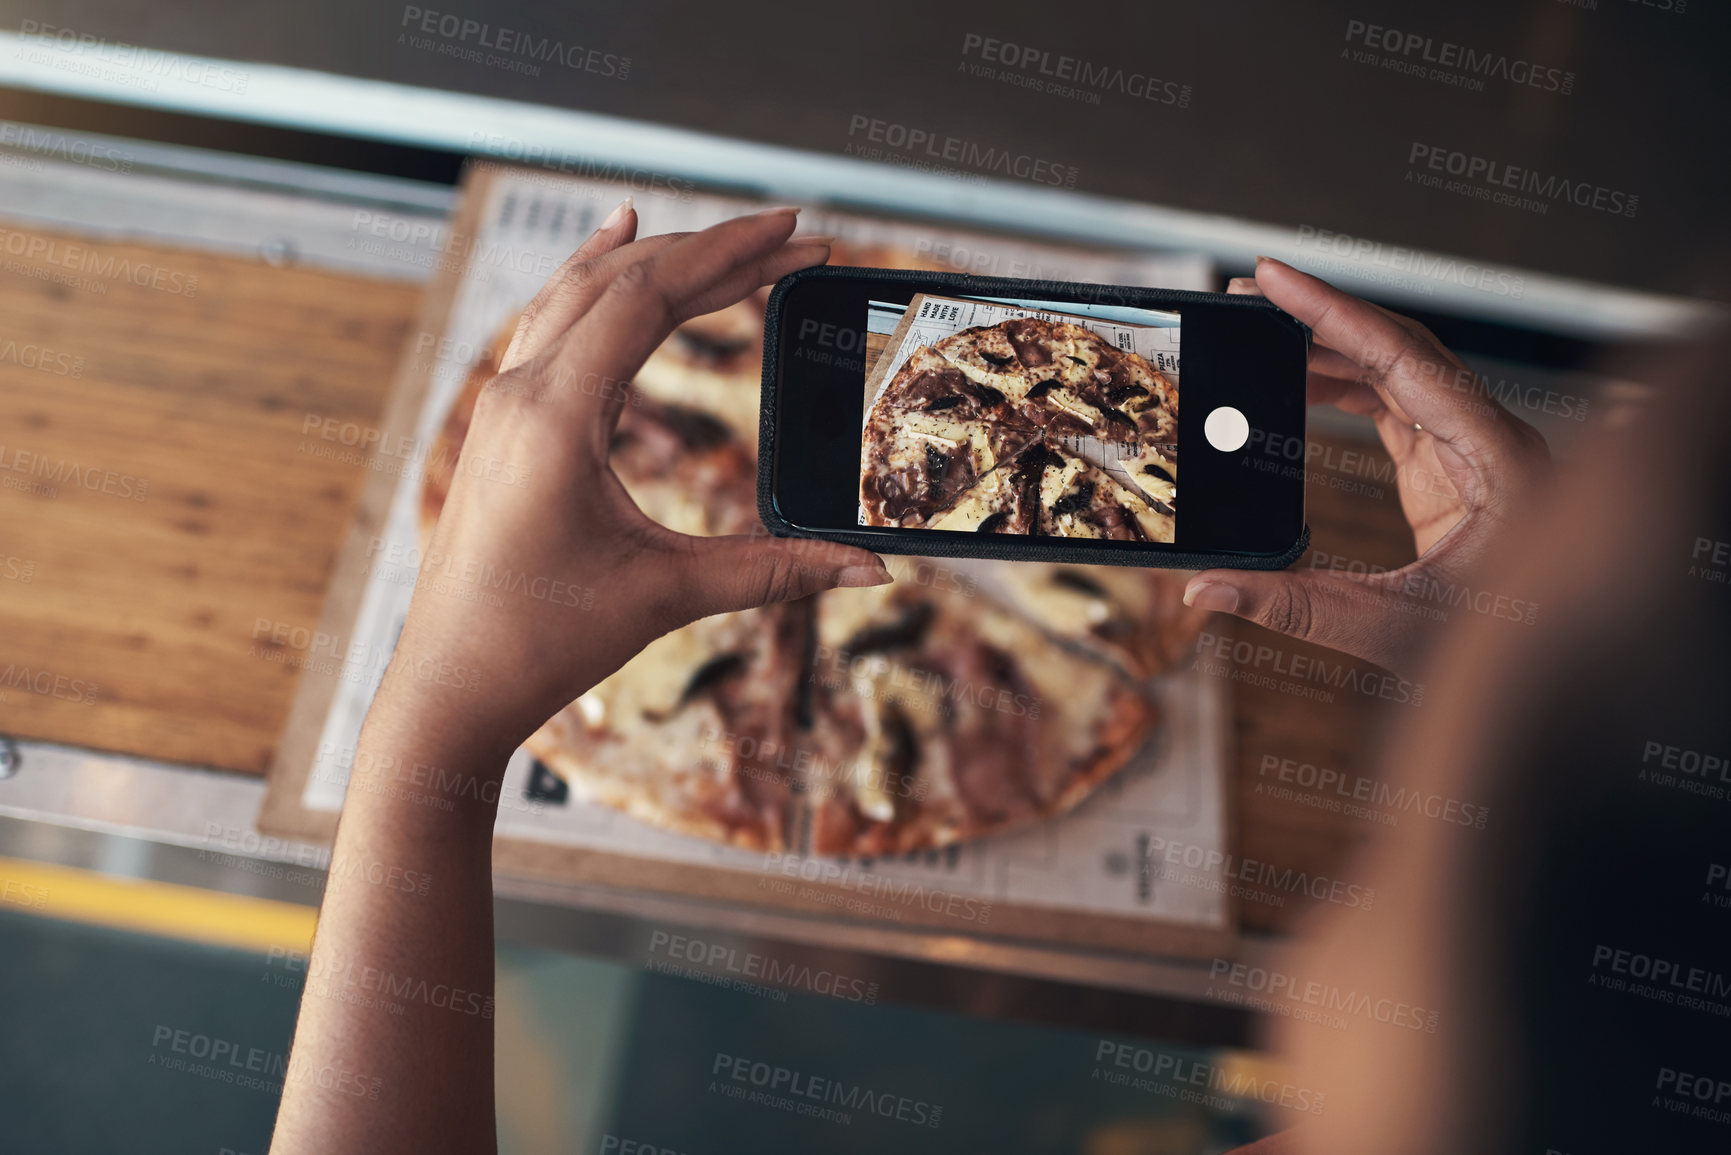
[1228,485,1415,932]
[0,218,1415,936]
[0,223,420,773]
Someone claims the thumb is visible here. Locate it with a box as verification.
[673,532,892,620]
[1183,567,1415,672]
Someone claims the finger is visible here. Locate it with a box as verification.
[1241,281,1403,402]
[503,211,687,371]
[1237,278,1396,418]
[1253,257,1521,457]
[660,533,891,622]
[550,239,828,440]
[1307,344,1379,384]
[1302,371,1431,478]
[1183,568,1417,672]
[568,208,826,386]
[1306,347,1429,462]
[1306,369,1388,417]
[504,197,640,369]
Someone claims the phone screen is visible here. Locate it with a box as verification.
[768,269,1308,566]
[856,292,1182,543]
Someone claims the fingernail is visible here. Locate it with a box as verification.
[601,196,633,230]
[788,234,835,247]
[1253,254,1274,265]
[1185,583,1240,613]
[836,562,893,588]
[754,205,803,217]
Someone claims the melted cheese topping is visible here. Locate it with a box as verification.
[815,585,899,651]
[966,600,1133,767]
[816,590,960,821]
[949,361,1035,403]
[885,413,997,475]
[1012,579,1114,634]
[930,330,1037,401]
[1039,455,1088,510]
[585,615,762,731]
[928,467,1014,531]
[1131,471,1176,507]
[1119,447,1178,521]
[1047,390,1105,426]
[1099,471,1175,543]
[1038,456,1099,537]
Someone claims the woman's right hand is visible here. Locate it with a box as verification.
[1182,257,1554,676]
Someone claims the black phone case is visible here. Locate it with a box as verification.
[757,265,1311,572]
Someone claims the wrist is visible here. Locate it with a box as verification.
[343,671,521,824]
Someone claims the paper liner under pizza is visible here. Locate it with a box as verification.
[416,242,1205,855]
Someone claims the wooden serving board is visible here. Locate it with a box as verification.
[0,159,1414,943]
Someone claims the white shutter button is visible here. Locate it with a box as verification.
[1204,406,1250,452]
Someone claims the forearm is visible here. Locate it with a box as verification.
[271,674,514,1155]
[267,209,861,1152]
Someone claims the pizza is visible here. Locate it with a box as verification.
[418,242,1201,855]
[528,578,1156,854]
[930,317,1177,445]
[993,562,1207,680]
[803,583,1155,855]
[632,297,766,449]
[860,313,1179,542]
[857,347,1044,527]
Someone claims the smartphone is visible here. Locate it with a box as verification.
[758,266,1309,570]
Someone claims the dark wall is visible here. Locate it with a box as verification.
[5,0,1726,297]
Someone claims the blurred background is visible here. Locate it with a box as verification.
[0,2,1724,1152]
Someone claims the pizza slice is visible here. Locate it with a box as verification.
[528,600,811,850]
[859,347,1042,527]
[630,297,766,447]
[1120,443,1178,519]
[1035,446,1176,543]
[928,317,1050,403]
[1049,322,1179,446]
[995,564,1207,679]
[934,317,1120,440]
[933,318,1178,448]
